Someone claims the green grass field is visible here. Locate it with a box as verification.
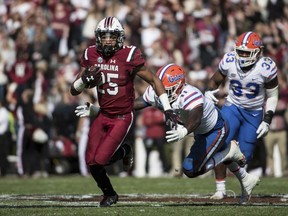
[0,175,287,216]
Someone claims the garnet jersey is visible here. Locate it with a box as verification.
[219,51,277,110]
[80,45,145,115]
[142,84,218,134]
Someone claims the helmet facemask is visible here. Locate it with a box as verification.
[165,82,183,103]
[155,81,183,106]
[235,46,261,68]
[96,32,119,57]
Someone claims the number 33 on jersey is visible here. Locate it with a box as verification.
[219,52,277,110]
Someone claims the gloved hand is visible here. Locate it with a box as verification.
[256,110,274,139]
[81,65,102,87]
[75,102,100,118]
[204,89,219,104]
[164,109,179,129]
[75,102,91,117]
[256,121,269,139]
[165,124,188,143]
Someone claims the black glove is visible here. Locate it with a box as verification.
[164,109,179,129]
[81,65,101,86]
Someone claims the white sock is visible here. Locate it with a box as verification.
[215,179,226,193]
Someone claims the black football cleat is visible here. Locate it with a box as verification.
[99,194,119,207]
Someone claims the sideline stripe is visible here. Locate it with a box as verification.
[0,194,287,208]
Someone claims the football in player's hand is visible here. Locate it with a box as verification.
[81,65,103,88]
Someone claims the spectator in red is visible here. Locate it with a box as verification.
[50,2,71,55]
[8,50,34,92]
[142,107,169,175]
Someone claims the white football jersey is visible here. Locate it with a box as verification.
[219,51,277,110]
[142,84,218,134]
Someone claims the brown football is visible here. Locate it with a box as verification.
[84,66,103,88]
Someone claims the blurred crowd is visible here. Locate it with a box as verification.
[0,0,288,178]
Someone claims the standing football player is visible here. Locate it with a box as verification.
[205,31,279,203]
[70,17,177,207]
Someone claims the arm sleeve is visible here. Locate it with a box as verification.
[265,86,279,113]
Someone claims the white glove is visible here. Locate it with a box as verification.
[165,124,188,143]
[204,89,219,104]
[256,121,270,139]
[75,103,100,118]
[75,103,91,117]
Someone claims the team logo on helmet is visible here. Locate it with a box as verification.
[168,74,185,83]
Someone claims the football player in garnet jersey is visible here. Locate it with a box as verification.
[76,64,248,203]
[70,17,177,207]
[205,31,279,203]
